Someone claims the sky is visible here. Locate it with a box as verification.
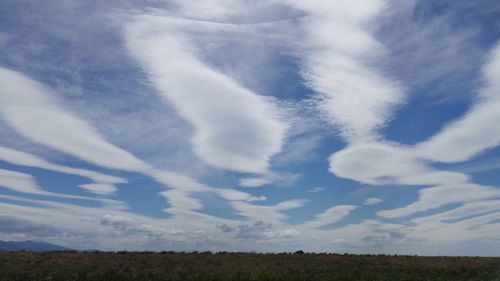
[1,0,500,256]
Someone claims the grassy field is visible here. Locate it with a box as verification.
[1,251,499,281]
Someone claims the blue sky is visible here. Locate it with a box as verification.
[1,0,500,255]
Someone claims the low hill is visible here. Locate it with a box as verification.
[0,240,74,252]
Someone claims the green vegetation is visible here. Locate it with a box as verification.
[1,251,499,281]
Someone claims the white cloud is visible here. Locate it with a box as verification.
[79,183,118,195]
[378,2,484,101]
[377,183,500,219]
[329,141,499,219]
[152,170,257,215]
[247,195,267,202]
[125,14,288,174]
[0,67,150,172]
[328,42,500,225]
[1,1,499,254]
[0,198,219,251]
[451,157,500,174]
[416,43,500,163]
[272,228,300,239]
[172,0,239,20]
[217,220,300,240]
[0,67,277,219]
[0,146,126,195]
[412,200,500,227]
[231,199,307,223]
[0,193,311,251]
[100,214,184,238]
[287,0,405,141]
[0,169,48,195]
[300,219,411,252]
[363,198,384,206]
[302,205,357,229]
[329,141,469,186]
[217,188,253,201]
[238,172,301,188]
[0,169,125,205]
[239,177,273,188]
[402,200,500,245]
[271,132,323,168]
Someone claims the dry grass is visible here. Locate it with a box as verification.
[0,251,499,281]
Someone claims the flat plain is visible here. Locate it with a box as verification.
[1,251,499,281]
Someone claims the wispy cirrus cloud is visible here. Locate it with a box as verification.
[292,4,500,226]
[0,169,65,197]
[415,44,500,163]
[231,199,308,224]
[0,146,126,195]
[301,205,357,229]
[331,43,500,219]
[409,200,500,243]
[1,0,499,255]
[0,169,126,206]
[217,220,300,240]
[287,0,405,142]
[100,214,184,240]
[378,183,500,219]
[0,66,300,222]
[363,198,384,206]
[0,67,150,172]
[124,13,288,174]
[378,0,485,102]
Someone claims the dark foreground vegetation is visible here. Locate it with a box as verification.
[1,251,500,281]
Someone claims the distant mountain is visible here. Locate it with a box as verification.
[0,240,75,252]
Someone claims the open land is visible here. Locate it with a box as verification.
[1,251,500,281]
